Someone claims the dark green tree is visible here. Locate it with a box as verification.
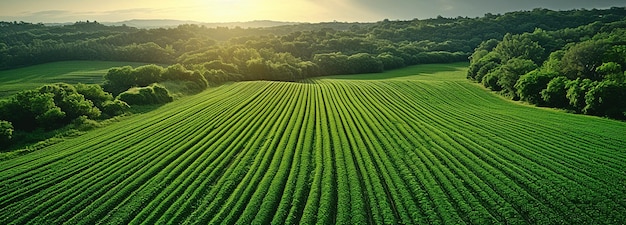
[104,66,134,94]
[75,83,114,108]
[0,120,13,149]
[560,40,608,80]
[202,60,239,74]
[482,70,502,91]
[313,52,351,75]
[101,100,130,117]
[497,58,538,98]
[542,50,565,73]
[541,76,570,108]
[38,83,101,121]
[467,52,502,81]
[584,81,626,119]
[133,64,164,87]
[515,70,557,105]
[246,58,271,80]
[377,52,405,70]
[7,90,65,130]
[117,84,173,105]
[348,53,384,74]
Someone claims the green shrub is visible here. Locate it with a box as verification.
[101,100,130,117]
[117,84,173,105]
[0,120,13,149]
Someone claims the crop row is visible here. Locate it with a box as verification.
[1,76,626,224]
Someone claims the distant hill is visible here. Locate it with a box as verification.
[200,20,301,28]
[102,19,200,28]
[46,19,300,29]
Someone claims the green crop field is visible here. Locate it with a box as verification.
[0,61,146,98]
[1,63,626,224]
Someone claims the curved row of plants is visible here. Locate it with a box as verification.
[1,70,625,224]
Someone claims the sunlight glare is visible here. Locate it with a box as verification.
[191,0,325,22]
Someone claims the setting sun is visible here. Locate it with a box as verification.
[2,0,622,23]
[0,0,357,23]
[196,0,326,22]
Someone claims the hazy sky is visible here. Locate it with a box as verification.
[1,0,624,23]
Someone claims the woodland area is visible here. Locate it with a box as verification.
[467,15,626,119]
[2,7,626,148]
[2,7,626,76]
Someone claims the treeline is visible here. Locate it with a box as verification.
[3,7,626,77]
[468,19,626,119]
[178,35,468,82]
[0,83,130,149]
[117,7,626,84]
[104,64,207,94]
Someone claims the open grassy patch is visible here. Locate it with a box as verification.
[0,61,147,98]
[321,62,468,81]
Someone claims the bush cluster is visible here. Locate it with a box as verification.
[468,21,626,120]
[0,83,129,149]
[117,84,173,105]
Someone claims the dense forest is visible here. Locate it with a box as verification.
[3,7,626,74]
[467,15,626,119]
[2,7,626,149]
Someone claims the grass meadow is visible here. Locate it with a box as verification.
[0,61,146,98]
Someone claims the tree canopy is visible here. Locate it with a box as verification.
[468,16,626,120]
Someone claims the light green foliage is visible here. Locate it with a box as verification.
[542,50,565,74]
[604,45,626,67]
[469,39,499,64]
[104,66,135,92]
[493,33,545,64]
[1,64,626,224]
[596,62,625,83]
[469,49,489,64]
[566,78,596,112]
[162,64,208,88]
[117,84,173,105]
[75,83,114,107]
